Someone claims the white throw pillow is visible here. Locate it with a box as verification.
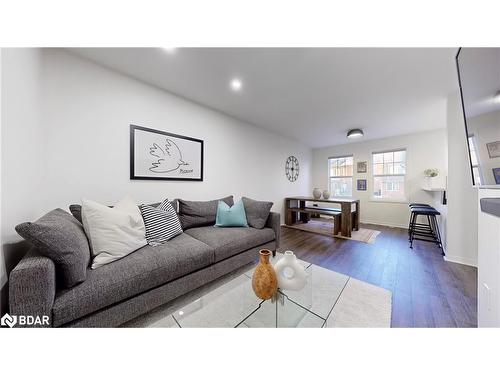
[82,196,147,269]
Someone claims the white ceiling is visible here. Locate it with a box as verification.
[71,48,458,148]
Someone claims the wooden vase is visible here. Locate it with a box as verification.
[252,249,278,300]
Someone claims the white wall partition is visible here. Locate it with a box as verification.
[445,91,478,266]
[477,187,500,326]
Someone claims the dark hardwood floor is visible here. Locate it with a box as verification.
[280,224,477,327]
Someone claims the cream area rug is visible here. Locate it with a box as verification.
[326,278,392,327]
[285,217,381,244]
[123,255,392,328]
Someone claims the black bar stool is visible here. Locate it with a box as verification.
[408,204,444,255]
[408,203,431,238]
[409,203,432,208]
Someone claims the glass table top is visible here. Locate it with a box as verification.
[172,253,349,328]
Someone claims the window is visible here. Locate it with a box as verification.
[372,149,406,201]
[385,181,401,191]
[468,135,482,185]
[328,155,353,197]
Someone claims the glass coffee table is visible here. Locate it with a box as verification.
[171,254,349,328]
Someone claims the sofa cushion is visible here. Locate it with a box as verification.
[215,200,248,227]
[69,199,179,224]
[185,226,275,262]
[15,209,90,288]
[178,196,234,230]
[82,196,147,269]
[242,197,273,229]
[51,233,214,327]
[140,199,183,245]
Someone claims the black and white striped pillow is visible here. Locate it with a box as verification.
[140,199,183,246]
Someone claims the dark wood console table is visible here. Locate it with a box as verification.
[284,196,360,237]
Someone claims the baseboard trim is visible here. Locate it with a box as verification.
[360,219,408,229]
[443,255,477,268]
[282,219,408,229]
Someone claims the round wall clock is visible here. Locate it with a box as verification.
[285,156,299,182]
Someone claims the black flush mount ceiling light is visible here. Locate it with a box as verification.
[347,129,364,138]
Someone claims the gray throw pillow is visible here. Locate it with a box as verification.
[69,199,179,224]
[69,204,84,223]
[178,196,234,230]
[15,208,91,288]
[242,197,273,229]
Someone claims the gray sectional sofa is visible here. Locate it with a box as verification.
[9,197,280,327]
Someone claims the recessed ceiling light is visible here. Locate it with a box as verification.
[162,47,177,54]
[230,78,243,92]
[347,129,364,138]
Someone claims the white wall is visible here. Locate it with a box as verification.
[1,49,48,306]
[0,48,5,307]
[446,90,478,266]
[467,110,500,185]
[1,49,45,244]
[1,48,312,243]
[311,129,448,238]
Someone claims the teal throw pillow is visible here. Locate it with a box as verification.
[215,199,248,227]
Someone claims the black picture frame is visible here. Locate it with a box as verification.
[130,124,204,181]
[493,168,500,184]
[357,161,367,173]
[357,179,367,191]
[487,141,500,159]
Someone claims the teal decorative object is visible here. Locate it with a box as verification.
[215,200,248,227]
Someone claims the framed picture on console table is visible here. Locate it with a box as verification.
[130,124,204,181]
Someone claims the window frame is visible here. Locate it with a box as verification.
[328,154,354,198]
[371,148,408,203]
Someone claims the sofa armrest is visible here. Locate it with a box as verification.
[9,249,56,327]
[266,212,281,249]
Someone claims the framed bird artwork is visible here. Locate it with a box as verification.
[130,124,204,181]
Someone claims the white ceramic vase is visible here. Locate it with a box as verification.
[273,251,307,291]
[313,188,322,199]
[424,176,433,189]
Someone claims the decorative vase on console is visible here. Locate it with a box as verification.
[312,188,322,199]
[252,249,278,300]
[273,251,307,291]
[322,190,330,199]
